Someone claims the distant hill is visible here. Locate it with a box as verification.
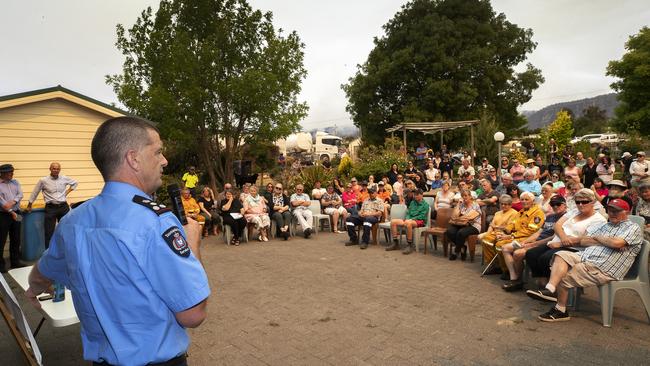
[523,93,619,130]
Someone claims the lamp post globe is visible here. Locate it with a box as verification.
[493,131,505,142]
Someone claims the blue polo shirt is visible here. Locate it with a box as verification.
[38,182,210,365]
[517,180,542,196]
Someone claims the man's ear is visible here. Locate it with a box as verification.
[125,149,140,171]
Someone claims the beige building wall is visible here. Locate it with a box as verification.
[0,98,115,208]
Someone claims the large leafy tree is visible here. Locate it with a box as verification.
[107,0,308,187]
[573,105,608,137]
[607,26,650,136]
[343,0,543,146]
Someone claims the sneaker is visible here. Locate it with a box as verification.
[538,307,571,322]
[345,240,358,246]
[526,289,557,303]
[502,280,524,292]
[360,243,368,249]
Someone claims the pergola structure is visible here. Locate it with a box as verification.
[386,120,480,155]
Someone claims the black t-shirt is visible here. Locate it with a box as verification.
[198,197,214,211]
[439,161,453,174]
[582,164,598,188]
[220,198,243,216]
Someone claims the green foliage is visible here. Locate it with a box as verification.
[296,166,335,193]
[338,156,354,178]
[540,110,574,151]
[618,132,649,155]
[607,26,650,136]
[573,106,609,137]
[572,140,595,159]
[473,114,499,162]
[244,141,279,174]
[351,142,409,181]
[342,0,544,146]
[106,0,308,188]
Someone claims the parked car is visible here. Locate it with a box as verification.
[589,133,621,146]
[570,134,603,145]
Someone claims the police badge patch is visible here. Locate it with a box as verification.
[162,226,191,257]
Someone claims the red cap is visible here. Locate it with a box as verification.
[608,198,630,212]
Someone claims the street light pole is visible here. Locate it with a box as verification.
[494,131,505,177]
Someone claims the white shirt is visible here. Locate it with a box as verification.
[629,160,650,182]
[29,175,78,204]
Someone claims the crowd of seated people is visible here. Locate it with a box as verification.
[183,141,648,322]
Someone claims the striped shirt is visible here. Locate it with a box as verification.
[581,220,643,280]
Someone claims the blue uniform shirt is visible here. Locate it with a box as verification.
[38,181,210,365]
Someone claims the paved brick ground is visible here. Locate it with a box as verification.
[3,231,650,365]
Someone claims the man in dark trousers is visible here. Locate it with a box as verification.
[0,164,27,273]
[26,162,78,248]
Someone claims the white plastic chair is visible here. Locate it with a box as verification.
[412,207,432,253]
[309,200,331,235]
[223,224,248,244]
[572,215,650,327]
[380,204,407,243]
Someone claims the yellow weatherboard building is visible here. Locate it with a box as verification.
[0,85,128,207]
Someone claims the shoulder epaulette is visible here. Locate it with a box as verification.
[132,195,172,216]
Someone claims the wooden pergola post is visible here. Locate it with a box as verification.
[402,126,407,156]
[470,125,475,165]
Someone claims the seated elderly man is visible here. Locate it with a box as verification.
[527,199,643,322]
[495,173,513,196]
[476,179,499,223]
[181,188,205,224]
[478,194,519,274]
[345,187,384,249]
[386,189,429,255]
[290,184,314,238]
[481,192,545,274]
[517,170,542,196]
[501,195,567,291]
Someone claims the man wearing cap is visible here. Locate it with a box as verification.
[477,157,494,175]
[181,166,199,197]
[0,164,27,272]
[630,151,650,188]
[527,198,643,322]
[457,159,475,178]
[601,180,634,215]
[502,195,568,290]
[525,158,540,180]
[345,187,384,249]
[26,162,78,249]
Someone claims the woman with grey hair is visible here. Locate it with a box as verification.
[479,194,518,244]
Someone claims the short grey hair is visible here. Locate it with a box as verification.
[520,191,535,200]
[499,194,513,204]
[502,173,512,180]
[91,116,159,180]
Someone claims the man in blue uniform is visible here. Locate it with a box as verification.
[25,117,210,365]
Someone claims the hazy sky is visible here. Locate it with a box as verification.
[2,1,648,130]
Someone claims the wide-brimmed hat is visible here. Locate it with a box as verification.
[607,180,627,188]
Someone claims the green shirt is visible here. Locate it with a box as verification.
[406,199,429,221]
